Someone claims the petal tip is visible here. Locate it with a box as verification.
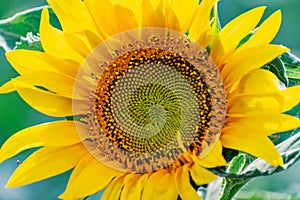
[251,6,267,18]
[5,178,19,189]
[41,7,49,16]
[277,157,284,168]
[274,9,282,16]
[257,6,267,12]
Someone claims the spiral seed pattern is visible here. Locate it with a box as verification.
[73,28,226,173]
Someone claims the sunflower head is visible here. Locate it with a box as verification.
[0,0,299,199]
[73,27,227,173]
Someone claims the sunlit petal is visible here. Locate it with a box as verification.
[6,144,86,187]
[0,121,84,164]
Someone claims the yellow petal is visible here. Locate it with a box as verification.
[6,144,86,187]
[5,50,79,77]
[0,71,88,99]
[232,68,281,95]
[140,0,155,27]
[68,30,103,53]
[141,0,165,27]
[238,10,282,52]
[0,121,84,164]
[109,0,166,28]
[175,166,202,200]
[189,163,217,185]
[149,0,167,28]
[280,85,300,112]
[189,0,218,47]
[116,0,167,28]
[227,114,300,136]
[47,0,97,33]
[59,153,123,199]
[197,140,227,168]
[228,93,284,116]
[221,126,283,166]
[120,174,147,200]
[84,0,119,37]
[164,172,178,200]
[115,0,146,27]
[229,85,300,115]
[40,9,86,64]
[211,6,266,66]
[222,44,288,89]
[12,80,86,117]
[102,173,135,200]
[114,5,139,32]
[165,7,180,32]
[142,170,165,200]
[142,170,178,200]
[101,175,124,200]
[167,0,198,33]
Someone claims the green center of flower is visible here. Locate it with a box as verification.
[73,28,226,173]
[95,48,211,156]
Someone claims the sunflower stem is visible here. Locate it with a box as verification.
[218,177,250,200]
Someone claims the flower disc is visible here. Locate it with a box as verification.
[73,28,226,173]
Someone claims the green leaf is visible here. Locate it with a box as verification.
[204,177,250,200]
[203,155,253,200]
[280,52,300,86]
[0,6,60,51]
[14,32,43,51]
[226,154,255,174]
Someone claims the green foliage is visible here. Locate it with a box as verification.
[0,6,59,51]
[281,52,300,86]
[15,32,43,51]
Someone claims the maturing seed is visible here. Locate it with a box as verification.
[94,48,211,168]
[73,28,226,173]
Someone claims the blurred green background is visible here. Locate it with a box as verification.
[0,0,300,199]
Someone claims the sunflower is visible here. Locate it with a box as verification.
[1,0,300,199]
